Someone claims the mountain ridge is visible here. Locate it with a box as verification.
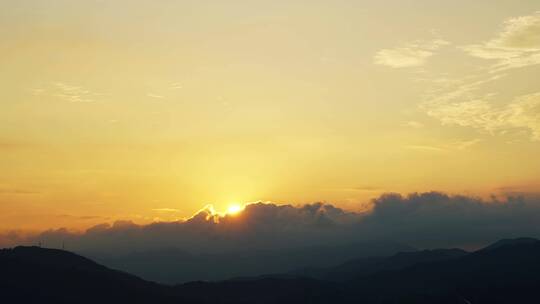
[1,238,539,303]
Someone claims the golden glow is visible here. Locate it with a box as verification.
[0,1,539,231]
[226,204,244,216]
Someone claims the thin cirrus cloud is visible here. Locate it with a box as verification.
[53,82,96,103]
[423,88,540,141]
[406,12,540,141]
[152,208,181,213]
[32,82,101,103]
[405,145,447,152]
[403,121,425,129]
[461,12,540,71]
[146,93,165,99]
[373,39,450,68]
[372,12,540,141]
[3,192,540,252]
[404,138,482,153]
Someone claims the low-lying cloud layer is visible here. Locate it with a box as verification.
[364,192,540,248]
[3,192,540,253]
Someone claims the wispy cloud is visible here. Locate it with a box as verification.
[405,145,447,152]
[152,208,180,213]
[56,214,105,220]
[30,88,45,96]
[30,82,102,103]
[326,186,381,192]
[452,138,482,150]
[169,82,183,90]
[146,93,165,99]
[424,92,540,141]
[403,121,425,128]
[53,82,96,103]
[462,12,540,71]
[416,12,540,142]
[374,39,449,68]
[405,138,482,153]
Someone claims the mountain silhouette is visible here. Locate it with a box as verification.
[479,237,539,251]
[343,238,540,303]
[0,246,187,304]
[94,240,414,283]
[2,238,540,303]
[292,248,468,281]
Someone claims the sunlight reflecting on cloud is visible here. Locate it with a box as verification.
[374,39,450,68]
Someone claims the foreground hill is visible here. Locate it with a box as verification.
[0,246,187,304]
[2,238,540,303]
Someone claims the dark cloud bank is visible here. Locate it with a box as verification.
[3,191,540,283]
[25,191,540,251]
[4,192,540,253]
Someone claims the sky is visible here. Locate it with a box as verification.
[1,0,540,232]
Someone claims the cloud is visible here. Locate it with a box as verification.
[152,208,180,213]
[424,92,540,140]
[404,138,481,153]
[4,192,540,254]
[403,121,425,128]
[29,82,104,103]
[146,93,165,99]
[414,12,540,140]
[56,214,105,220]
[419,61,540,140]
[169,82,183,90]
[349,186,381,192]
[462,12,540,71]
[13,202,360,255]
[363,192,540,248]
[0,231,34,248]
[53,82,96,103]
[451,138,482,150]
[374,39,449,68]
[405,145,447,152]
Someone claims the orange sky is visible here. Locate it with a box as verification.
[1,1,540,231]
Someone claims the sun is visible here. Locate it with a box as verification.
[226,204,243,215]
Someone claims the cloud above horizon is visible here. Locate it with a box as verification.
[3,192,540,253]
[424,92,540,141]
[374,39,449,68]
[462,12,540,71]
[412,12,540,141]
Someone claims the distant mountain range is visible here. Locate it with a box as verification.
[92,240,415,283]
[2,238,540,303]
[289,247,468,281]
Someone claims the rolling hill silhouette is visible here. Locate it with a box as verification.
[342,238,540,303]
[291,248,468,281]
[94,241,414,283]
[2,238,540,303]
[0,246,184,304]
[479,237,539,251]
